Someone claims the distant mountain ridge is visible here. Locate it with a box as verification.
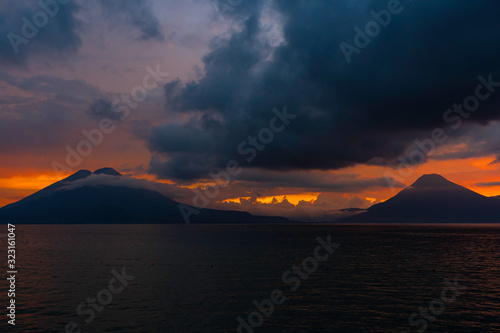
[0,168,289,224]
[340,174,500,223]
[1,170,499,224]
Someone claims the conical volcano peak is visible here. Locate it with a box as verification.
[65,169,92,182]
[411,174,456,188]
[93,167,122,176]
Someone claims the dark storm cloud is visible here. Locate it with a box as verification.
[0,72,101,99]
[0,0,82,66]
[231,170,406,191]
[98,0,164,41]
[429,123,500,163]
[147,0,500,180]
[86,99,122,122]
[0,0,164,66]
[0,74,102,152]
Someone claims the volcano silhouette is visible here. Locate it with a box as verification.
[342,174,500,223]
[0,168,288,224]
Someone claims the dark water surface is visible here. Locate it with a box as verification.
[1,224,499,332]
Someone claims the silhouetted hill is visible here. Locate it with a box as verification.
[340,174,500,223]
[94,167,122,176]
[3,171,498,224]
[0,169,288,224]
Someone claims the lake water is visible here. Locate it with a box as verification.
[1,224,499,332]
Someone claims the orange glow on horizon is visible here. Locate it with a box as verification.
[365,197,377,204]
[131,173,176,185]
[0,153,499,211]
[0,174,60,208]
[222,193,320,206]
[0,174,59,190]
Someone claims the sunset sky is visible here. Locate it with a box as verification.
[1,0,500,220]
